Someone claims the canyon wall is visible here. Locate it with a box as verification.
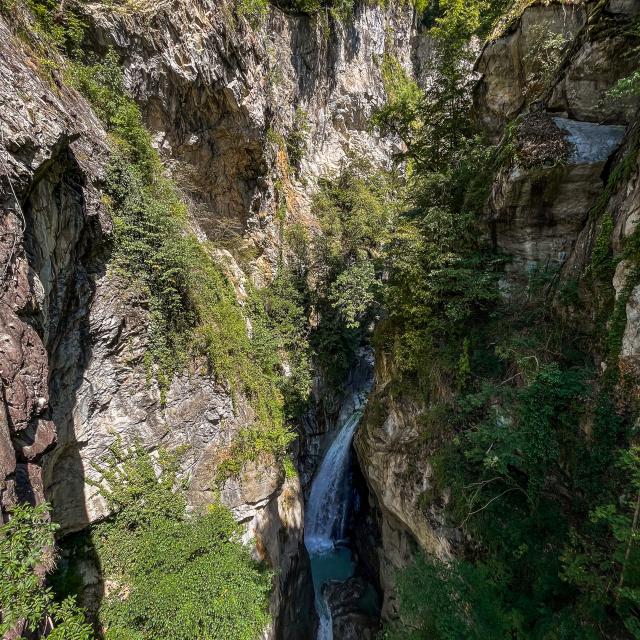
[355,0,640,619]
[4,0,639,634]
[0,1,421,636]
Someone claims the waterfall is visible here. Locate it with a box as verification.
[305,410,363,554]
[304,348,374,640]
[304,404,367,640]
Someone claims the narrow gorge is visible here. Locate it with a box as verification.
[1,0,640,639]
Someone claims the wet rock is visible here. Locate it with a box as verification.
[324,577,380,640]
[554,117,626,164]
[355,2,640,626]
[487,114,627,290]
[354,351,459,617]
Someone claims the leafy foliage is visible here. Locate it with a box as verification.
[607,20,640,99]
[286,107,309,172]
[562,447,640,639]
[0,503,92,638]
[0,503,56,634]
[372,3,502,393]
[520,23,569,100]
[609,70,640,98]
[385,555,511,640]
[375,1,640,638]
[309,159,396,383]
[75,443,273,639]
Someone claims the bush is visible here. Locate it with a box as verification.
[386,555,511,640]
[83,443,273,639]
[285,107,309,172]
[0,503,92,638]
[0,502,57,634]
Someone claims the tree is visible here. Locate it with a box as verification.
[385,555,510,640]
[85,442,272,640]
[562,446,640,637]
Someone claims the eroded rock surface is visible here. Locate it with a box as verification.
[0,15,108,514]
[84,0,415,283]
[473,1,587,140]
[0,0,421,636]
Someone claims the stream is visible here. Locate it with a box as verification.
[304,355,373,640]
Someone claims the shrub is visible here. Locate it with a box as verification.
[1,503,58,634]
[0,503,92,638]
[285,107,309,172]
[235,0,269,26]
[386,555,511,640]
[309,160,395,383]
[83,443,273,639]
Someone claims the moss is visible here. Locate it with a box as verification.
[365,395,388,433]
[590,127,640,227]
[590,213,617,283]
[586,127,640,362]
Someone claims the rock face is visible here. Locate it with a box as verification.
[484,0,639,290]
[84,0,414,280]
[354,0,640,624]
[488,113,627,291]
[473,1,588,140]
[0,0,420,636]
[0,14,109,514]
[355,354,459,618]
[7,0,636,634]
[325,577,379,640]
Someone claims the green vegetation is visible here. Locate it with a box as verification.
[521,22,568,100]
[53,443,271,639]
[309,158,397,383]
[9,0,310,470]
[610,70,640,98]
[355,1,640,638]
[235,0,269,25]
[286,107,309,173]
[386,555,510,640]
[7,0,640,637]
[608,20,640,98]
[0,503,92,639]
[25,0,85,53]
[372,0,502,392]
